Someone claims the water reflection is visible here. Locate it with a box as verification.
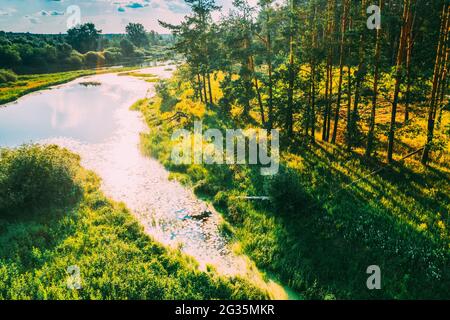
[0,74,148,147]
[0,66,252,277]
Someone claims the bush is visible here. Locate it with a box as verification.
[83,51,105,67]
[133,49,145,58]
[120,38,135,57]
[103,48,122,64]
[213,191,247,225]
[0,69,17,84]
[64,51,84,68]
[269,167,315,216]
[156,81,179,112]
[0,145,83,217]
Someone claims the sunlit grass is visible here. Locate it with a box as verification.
[118,71,160,83]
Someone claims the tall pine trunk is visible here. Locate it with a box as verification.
[347,0,367,150]
[197,72,203,103]
[309,1,318,142]
[287,0,296,136]
[266,10,274,131]
[250,55,266,126]
[366,0,383,157]
[421,4,449,164]
[387,0,411,163]
[345,65,352,148]
[202,73,208,105]
[404,2,416,123]
[332,0,350,144]
[437,71,448,127]
[310,62,317,142]
[322,0,336,142]
[207,72,213,104]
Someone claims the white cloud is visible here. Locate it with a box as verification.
[0,7,17,16]
[39,10,65,16]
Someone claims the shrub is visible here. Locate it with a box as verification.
[64,51,84,68]
[269,167,315,216]
[0,69,17,84]
[133,49,145,58]
[213,191,247,225]
[156,81,179,112]
[44,44,57,63]
[120,38,135,57]
[103,49,122,64]
[0,145,83,218]
[83,51,105,67]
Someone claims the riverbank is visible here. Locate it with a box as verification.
[134,67,449,299]
[0,66,146,105]
[0,145,268,299]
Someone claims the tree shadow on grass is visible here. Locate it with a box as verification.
[188,110,449,298]
[241,146,449,299]
[0,196,83,273]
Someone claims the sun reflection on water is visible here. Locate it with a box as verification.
[36,66,253,277]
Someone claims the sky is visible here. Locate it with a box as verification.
[0,0,261,34]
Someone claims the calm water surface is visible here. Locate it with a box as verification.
[0,76,143,146]
[0,66,249,274]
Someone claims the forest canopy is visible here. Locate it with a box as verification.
[160,0,449,165]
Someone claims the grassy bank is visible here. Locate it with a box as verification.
[133,69,450,299]
[0,67,139,105]
[0,145,267,300]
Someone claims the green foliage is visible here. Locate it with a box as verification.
[120,38,135,57]
[0,69,18,84]
[126,23,149,48]
[268,167,315,216]
[0,145,82,218]
[64,51,85,68]
[103,48,123,64]
[83,51,105,67]
[155,81,179,112]
[0,27,174,74]
[0,46,21,67]
[67,23,102,54]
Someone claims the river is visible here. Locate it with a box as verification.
[0,65,298,299]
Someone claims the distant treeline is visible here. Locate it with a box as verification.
[0,23,175,74]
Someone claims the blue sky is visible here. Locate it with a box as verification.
[0,0,254,34]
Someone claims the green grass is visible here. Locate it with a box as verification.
[118,71,160,83]
[135,71,450,299]
[0,145,268,300]
[0,67,139,105]
[0,70,96,105]
[118,72,158,78]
